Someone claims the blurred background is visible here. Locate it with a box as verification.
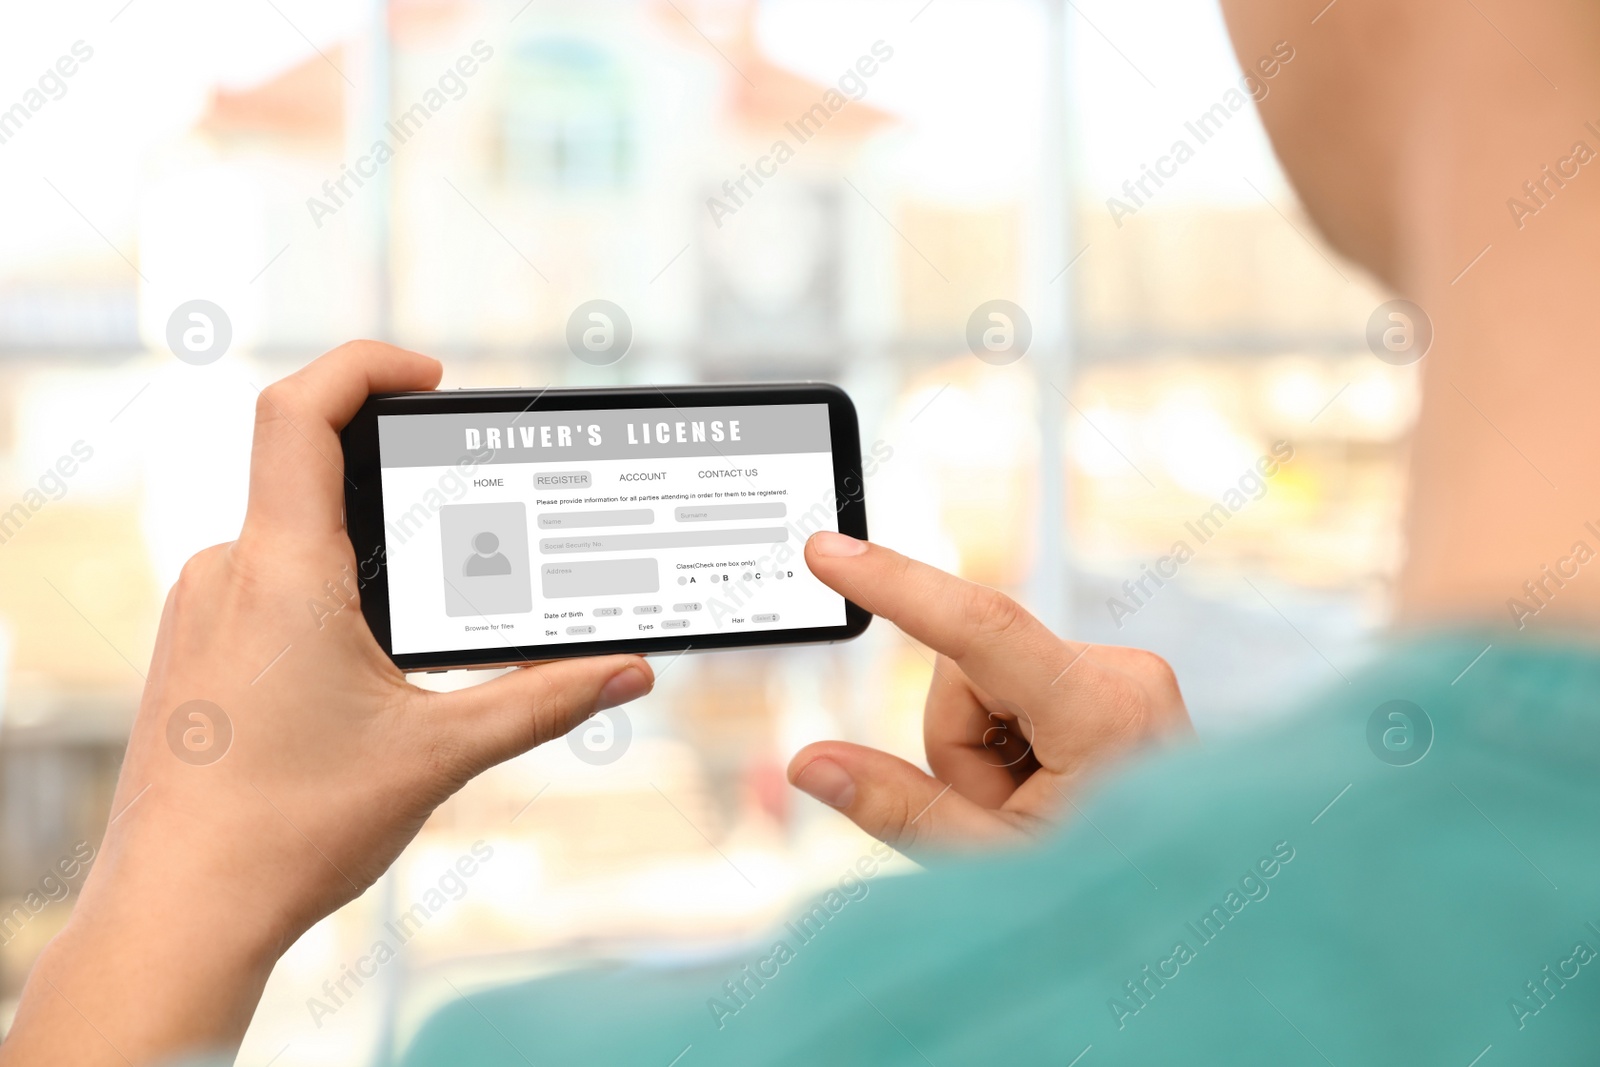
[0,0,1407,1061]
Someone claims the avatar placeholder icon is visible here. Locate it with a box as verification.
[438,502,533,617]
[464,531,513,577]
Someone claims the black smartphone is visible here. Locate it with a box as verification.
[341,383,872,671]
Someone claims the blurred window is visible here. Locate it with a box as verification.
[503,38,634,190]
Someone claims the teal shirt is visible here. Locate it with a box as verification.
[399,634,1600,1064]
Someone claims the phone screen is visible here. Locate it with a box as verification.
[374,402,849,657]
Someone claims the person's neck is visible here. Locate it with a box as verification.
[1393,56,1600,633]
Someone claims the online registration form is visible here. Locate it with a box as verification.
[376,404,846,655]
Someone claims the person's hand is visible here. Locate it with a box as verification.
[1,343,655,1067]
[788,532,1190,851]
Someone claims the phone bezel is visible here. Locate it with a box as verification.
[342,383,872,671]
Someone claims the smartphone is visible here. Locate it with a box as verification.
[342,383,872,671]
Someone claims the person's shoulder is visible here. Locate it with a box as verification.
[823,632,1600,1059]
[885,629,1600,938]
[1062,631,1600,860]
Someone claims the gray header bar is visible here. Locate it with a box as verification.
[379,404,831,468]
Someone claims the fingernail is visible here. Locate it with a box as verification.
[597,666,651,711]
[794,758,856,808]
[810,531,867,557]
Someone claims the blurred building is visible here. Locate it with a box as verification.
[0,0,1411,1058]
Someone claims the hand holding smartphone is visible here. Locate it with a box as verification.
[342,383,872,670]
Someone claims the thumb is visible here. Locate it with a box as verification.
[427,655,654,775]
[787,741,1021,852]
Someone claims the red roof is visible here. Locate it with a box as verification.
[650,0,896,138]
[199,47,344,144]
